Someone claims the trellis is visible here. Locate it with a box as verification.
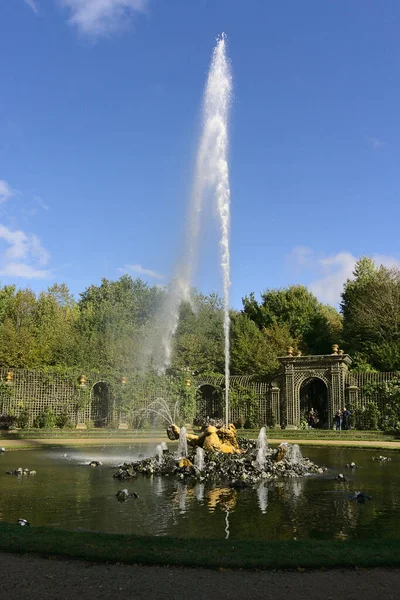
[0,364,398,429]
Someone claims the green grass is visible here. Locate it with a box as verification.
[236,429,400,442]
[0,428,166,440]
[1,523,400,570]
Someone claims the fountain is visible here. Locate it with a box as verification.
[144,35,232,428]
[178,427,188,458]
[113,37,326,490]
[256,426,268,470]
[154,444,164,465]
[194,447,205,471]
[288,444,303,465]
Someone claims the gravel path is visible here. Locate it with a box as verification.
[1,553,399,600]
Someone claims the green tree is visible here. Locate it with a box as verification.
[341,258,400,370]
[243,285,341,355]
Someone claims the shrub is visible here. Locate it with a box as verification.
[0,414,17,430]
[234,416,244,429]
[17,409,30,429]
[33,407,56,429]
[55,411,73,429]
[353,402,381,430]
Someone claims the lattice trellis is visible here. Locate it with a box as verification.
[1,364,398,429]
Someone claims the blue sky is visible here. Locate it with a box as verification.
[1,0,400,308]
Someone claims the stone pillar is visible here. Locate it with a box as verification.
[283,363,296,427]
[347,385,359,409]
[271,385,280,426]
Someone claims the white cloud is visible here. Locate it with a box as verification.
[289,246,400,305]
[0,180,16,203]
[0,224,51,279]
[60,0,148,37]
[119,263,164,280]
[0,263,49,279]
[365,136,385,149]
[23,0,39,13]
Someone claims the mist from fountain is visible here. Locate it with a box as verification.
[256,426,268,470]
[178,426,188,458]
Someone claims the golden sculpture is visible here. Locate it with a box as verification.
[275,442,288,462]
[167,423,243,454]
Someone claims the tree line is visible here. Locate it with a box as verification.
[0,256,398,377]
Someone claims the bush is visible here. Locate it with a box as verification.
[33,407,56,429]
[0,414,17,430]
[55,411,73,429]
[234,416,244,429]
[17,409,30,429]
[243,416,256,429]
[353,402,381,430]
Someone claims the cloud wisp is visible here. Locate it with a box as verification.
[60,0,148,37]
[23,0,39,13]
[365,136,386,149]
[119,263,164,280]
[0,180,16,203]
[0,224,51,279]
[289,246,400,305]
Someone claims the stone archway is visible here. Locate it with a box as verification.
[300,377,329,428]
[195,384,223,421]
[91,381,111,427]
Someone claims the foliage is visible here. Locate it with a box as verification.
[17,409,30,429]
[342,258,400,371]
[0,414,16,430]
[352,402,381,430]
[55,411,74,429]
[242,285,342,355]
[33,407,56,429]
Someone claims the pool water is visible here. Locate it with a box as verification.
[0,445,398,541]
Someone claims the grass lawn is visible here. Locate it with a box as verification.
[0,523,400,570]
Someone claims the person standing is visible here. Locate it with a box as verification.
[334,409,342,431]
[308,408,315,430]
[342,406,351,430]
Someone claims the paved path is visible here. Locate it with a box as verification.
[2,436,400,450]
[0,553,398,600]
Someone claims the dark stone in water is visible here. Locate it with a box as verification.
[116,489,139,502]
[350,491,371,502]
[89,461,103,467]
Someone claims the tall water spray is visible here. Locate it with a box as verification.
[147,35,233,426]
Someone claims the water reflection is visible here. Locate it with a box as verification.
[257,484,268,514]
[206,488,237,513]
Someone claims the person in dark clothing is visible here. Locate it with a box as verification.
[308,408,315,429]
[334,410,342,431]
[342,406,351,430]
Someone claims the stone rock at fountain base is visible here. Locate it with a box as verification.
[89,461,103,467]
[116,489,139,502]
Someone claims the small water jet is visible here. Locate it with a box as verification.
[290,444,302,465]
[194,447,205,471]
[155,444,164,465]
[178,427,188,458]
[256,426,268,470]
